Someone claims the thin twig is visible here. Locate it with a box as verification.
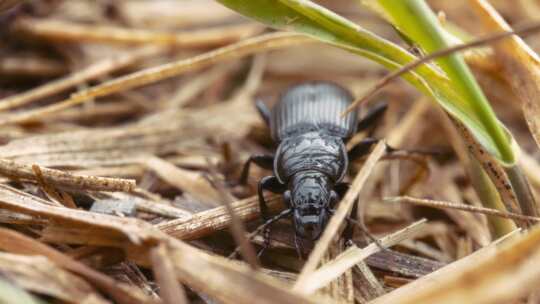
[31,165,75,208]
[156,194,282,240]
[205,161,261,270]
[385,196,540,223]
[0,47,163,112]
[296,219,427,294]
[14,17,263,47]
[0,228,153,304]
[0,32,311,125]
[0,159,135,192]
[342,21,540,115]
[150,243,189,304]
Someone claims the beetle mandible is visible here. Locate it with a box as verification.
[238,81,388,253]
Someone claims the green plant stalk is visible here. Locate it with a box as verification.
[469,156,517,237]
[374,0,539,219]
[377,0,514,165]
[505,165,539,218]
[218,0,443,96]
[218,0,517,167]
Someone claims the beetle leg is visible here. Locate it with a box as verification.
[335,182,350,198]
[238,154,274,185]
[349,136,436,163]
[257,176,285,257]
[357,102,387,134]
[256,98,271,126]
[258,176,285,221]
[258,209,292,258]
[229,209,292,259]
[332,183,383,248]
[343,198,358,242]
[348,138,380,162]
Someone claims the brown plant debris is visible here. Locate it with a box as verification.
[1,1,540,303]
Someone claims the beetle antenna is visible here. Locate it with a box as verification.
[294,233,306,260]
[228,209,292,259]
[385,144,442,157]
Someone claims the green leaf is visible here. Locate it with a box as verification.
[373,0,515,165]
[217,0,516,165]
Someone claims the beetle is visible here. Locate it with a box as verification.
[238,81,389,254]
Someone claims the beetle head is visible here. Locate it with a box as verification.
[288,171,338,240]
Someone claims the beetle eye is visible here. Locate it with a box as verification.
[283,191,292,206]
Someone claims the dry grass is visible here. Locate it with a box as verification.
[1,1,540,303]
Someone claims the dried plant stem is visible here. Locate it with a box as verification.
[0,32,310,125]
[296,219,427,294]
[371,225,540,304]
[0,228,154,304]
[150,243,188,304]
[14,18,263,47]
[0,55,67,77]
[343,20,540,114]
[449,117,528,227]
[0,159,135,192]
[469,0,540,163]
[294,141,386,291]
[0,279,42,304]
[206,163,261,270]
[157,195,282,240]
[0,0,24,12]
[0,46,163,111]
[438,109,516,236]
[0,184,157,244]
[162,239,318,304]
[143,156,223,204]
[31,165,76,208]
[385,196,540,223]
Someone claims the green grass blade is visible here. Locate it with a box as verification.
[373,0,515,165]
[217,0,516,165]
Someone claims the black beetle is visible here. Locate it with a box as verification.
[239,81,388,253]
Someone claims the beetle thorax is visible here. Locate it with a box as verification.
[274,131,348,184]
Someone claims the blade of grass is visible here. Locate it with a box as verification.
[218,0,517,168]
[375,0,513,164]
[367,0,537,223]
[437,108,516,236]
[469,0,540,217]
[469,0,540,152]
[343,21,540,115]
